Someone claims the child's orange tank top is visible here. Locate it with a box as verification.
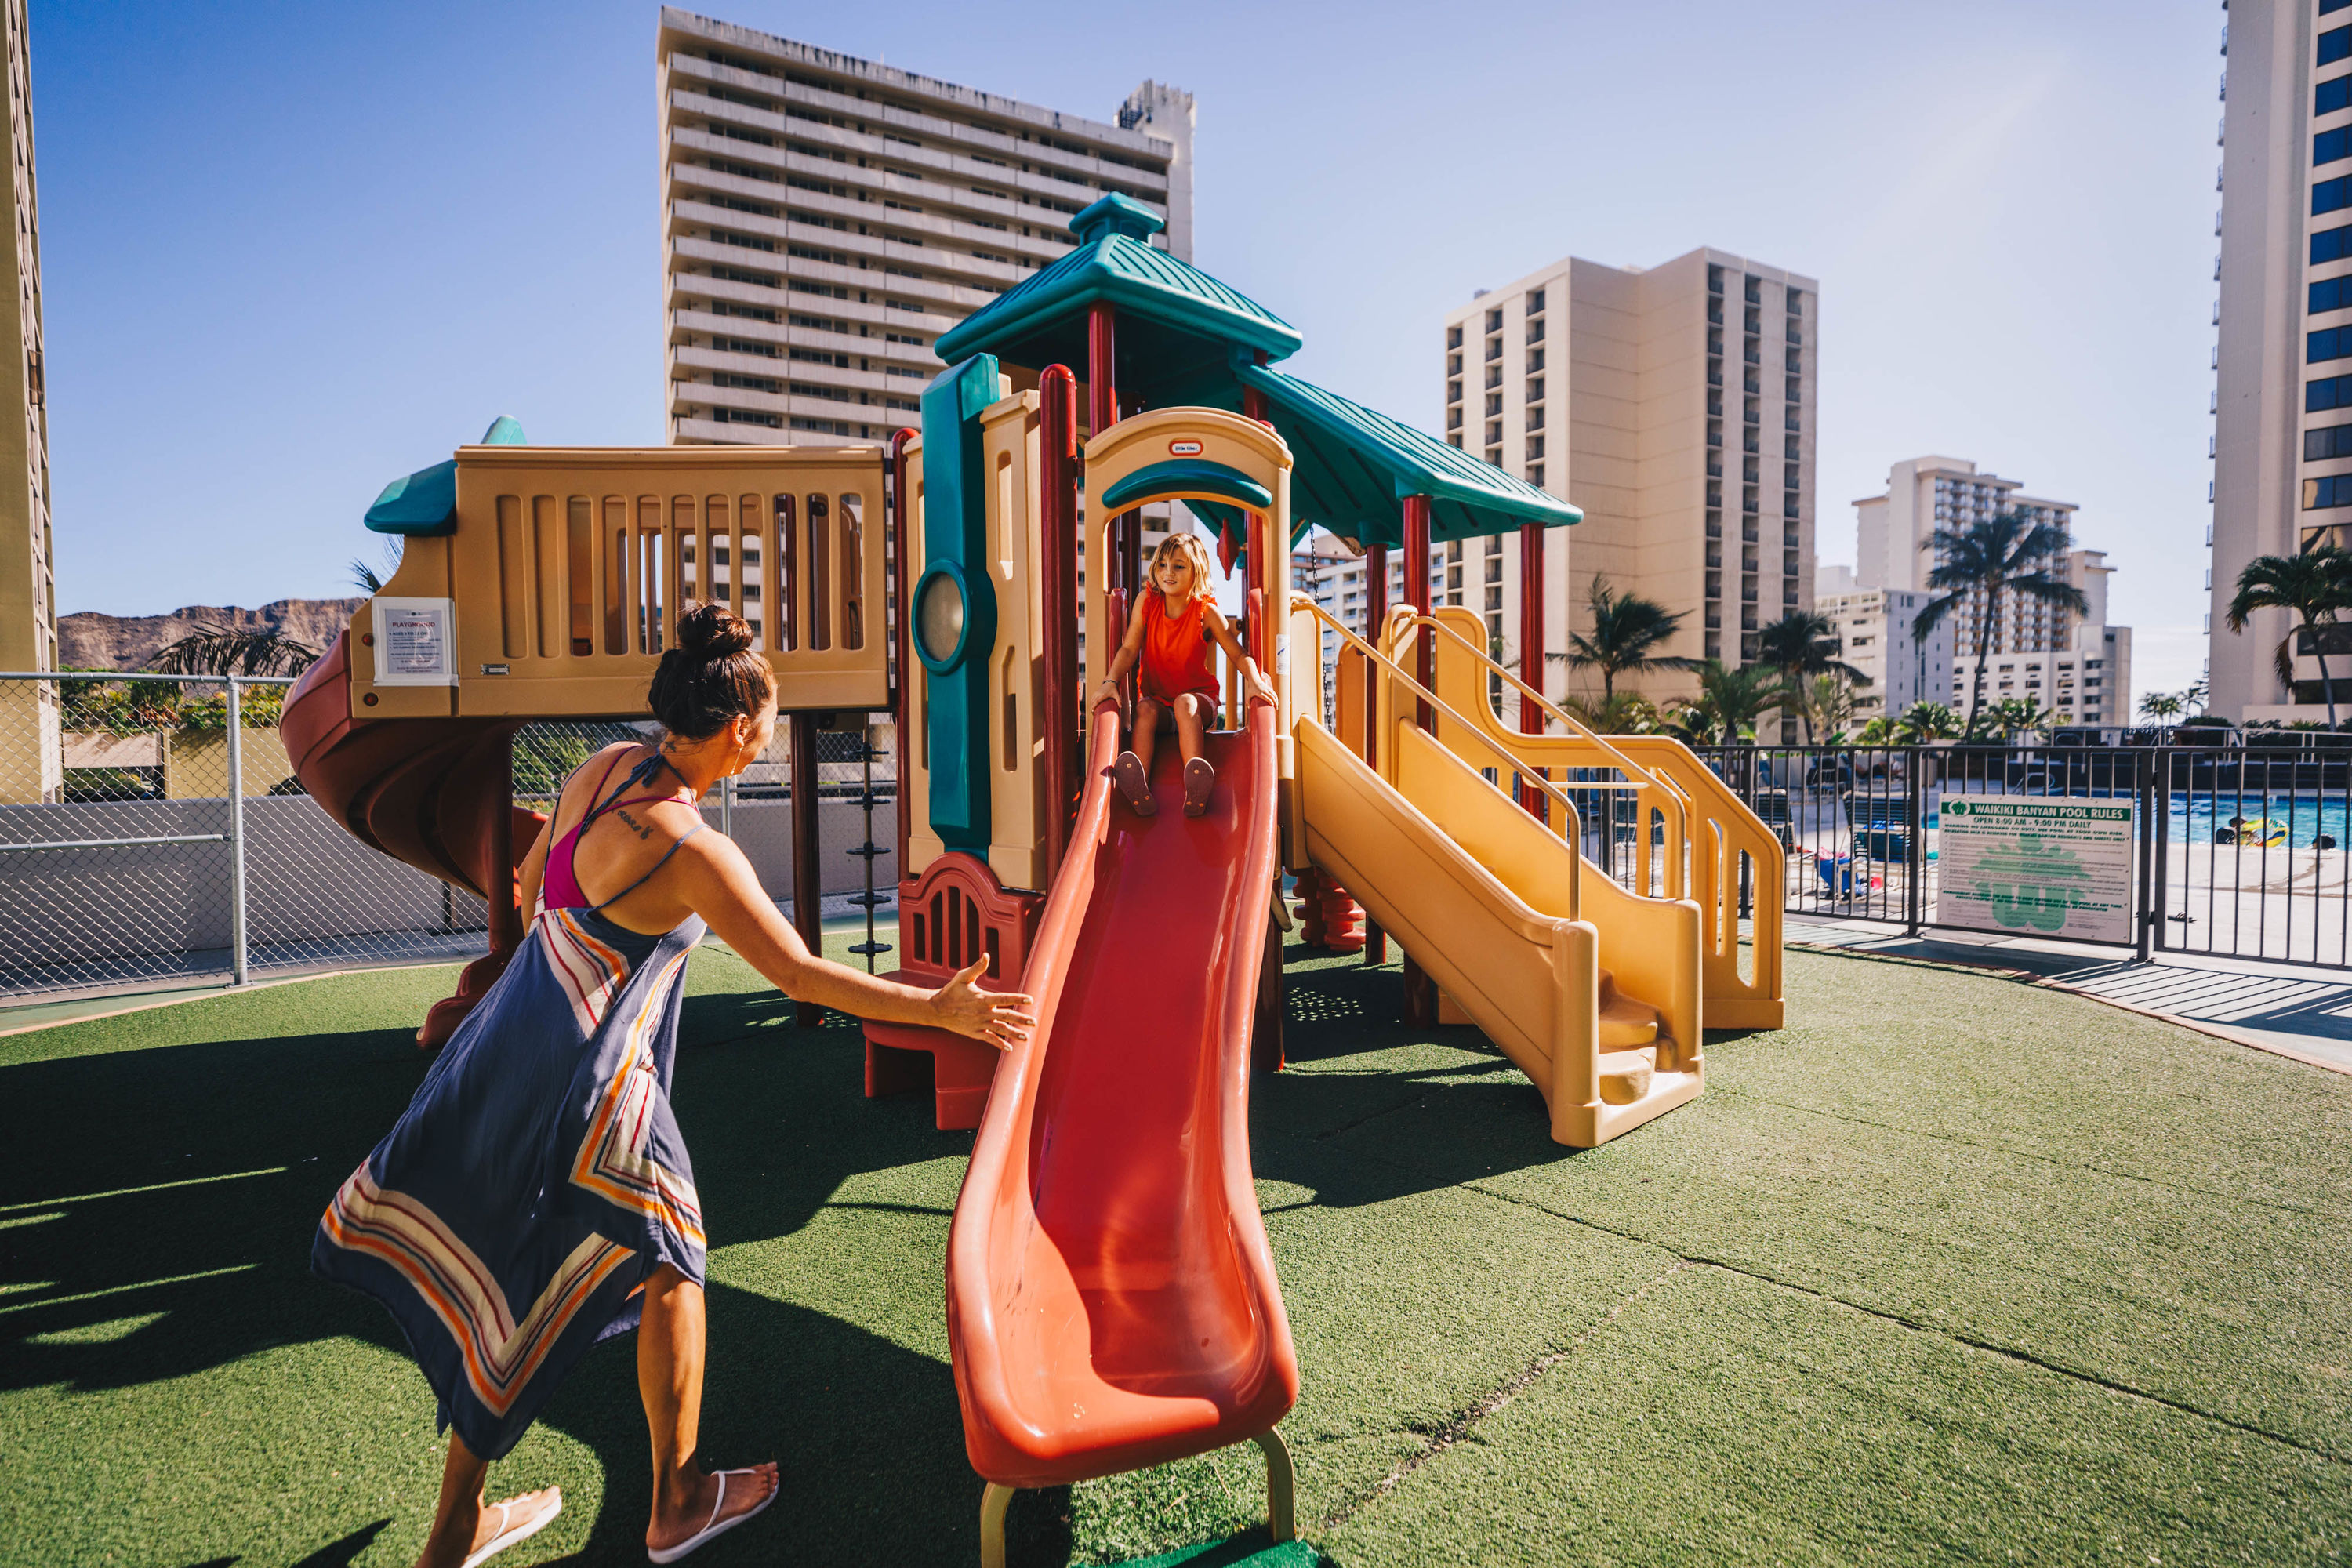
[1139,590,1218,705]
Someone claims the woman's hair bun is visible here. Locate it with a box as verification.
[648,602,775,740]
[675,602,754,658]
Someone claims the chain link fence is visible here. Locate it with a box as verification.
[0,673,898,1009]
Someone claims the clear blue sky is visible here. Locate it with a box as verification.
[37,0,2219,702]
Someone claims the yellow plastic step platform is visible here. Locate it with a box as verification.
[1597,974,1661,1051]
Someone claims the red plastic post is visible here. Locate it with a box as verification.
[1362,543,1389,965]
[1039,367,1080,879]
[1518,518,1547,820]
[1399,496,1436,1023]
[887,427,916,869]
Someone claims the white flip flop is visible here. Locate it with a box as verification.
[460,1491,562,1568]
[646,1468,775,1564]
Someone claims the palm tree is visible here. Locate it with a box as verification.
[1549,575,1699,703]
[148,623,319,678]
[1671,659,1780,745]
[1804,673,1857,742]
[1989,695,2052,740]
[2225,546,2352,727]
[2183,673,2209,715]
[2139,691,2185,722]
[350,538,403,594]
[1755,611,1867,742]
[1892,702,1963,743]
[1911,511,2089,739]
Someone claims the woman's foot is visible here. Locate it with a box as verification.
[415,1486,562,1568]
[1182,757,1216,818]
[648,1463,779,1561]
[1115,750,1156,816]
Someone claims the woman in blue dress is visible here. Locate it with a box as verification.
[314,605,1033,1566]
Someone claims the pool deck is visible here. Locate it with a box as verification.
[6,934,2352,1566]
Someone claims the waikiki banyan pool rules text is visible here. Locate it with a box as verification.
[1939,798,2136,945]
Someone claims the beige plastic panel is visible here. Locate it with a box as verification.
[354,445,891,720]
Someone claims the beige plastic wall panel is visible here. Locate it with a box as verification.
[350,545,455,719]
[438,446,890,719]
[979,391,1050,893]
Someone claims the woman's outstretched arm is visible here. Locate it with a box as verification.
[670,829,1036,1047]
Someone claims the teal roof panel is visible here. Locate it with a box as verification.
[934,194,1302,399]
[1099,458,1273,514]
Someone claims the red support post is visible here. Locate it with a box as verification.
[1399,495,1436,1025]
[1518,517,1548,820]
[1403,495,1434,732]
[1362,543,1389,965]
[1039,366,1080,880]
[887,427,916,870]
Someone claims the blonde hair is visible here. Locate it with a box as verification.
[1150,532,1218,606]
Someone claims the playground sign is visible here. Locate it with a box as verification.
[1936,798,2136,945]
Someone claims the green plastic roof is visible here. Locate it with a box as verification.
[365,416,526,536]
[932,194,1301,401]
[1173,365,1581,550]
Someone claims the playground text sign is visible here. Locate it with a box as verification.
[1936,798,2136,945]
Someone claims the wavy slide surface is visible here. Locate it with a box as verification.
[947,697,1298,1487]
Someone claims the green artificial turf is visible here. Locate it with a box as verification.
[5,935,2352,1566]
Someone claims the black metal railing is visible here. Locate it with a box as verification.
[1677,739,2352,969]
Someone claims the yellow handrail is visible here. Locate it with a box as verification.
[1392,612,1693,811]
[1386,608,1692,901]
[1290,595,1592,917]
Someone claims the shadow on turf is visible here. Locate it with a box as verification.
[1,985,1082,1563]
[10,942,1586,1565]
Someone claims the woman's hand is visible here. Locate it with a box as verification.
[929,958,1037,1051]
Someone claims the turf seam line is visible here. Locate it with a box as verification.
[1453,1181,2352,1470]
[1318,1259,1695,1530]
[1704,1087,2344,1223]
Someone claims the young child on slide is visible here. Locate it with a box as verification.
[1096,532,1273,818]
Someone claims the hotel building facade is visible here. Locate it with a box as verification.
[2209,0,2352,720]
[656,7,1192,447]
[1438,247,1819,706]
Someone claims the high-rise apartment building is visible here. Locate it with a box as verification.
[1849,456,2131,726]
[2207,0,2352,720]
[1439,249,1817,706]
[656,8,1192,447]
[1813,573,1954,725]
[1856,456,2083,654]
[0,0,54,804]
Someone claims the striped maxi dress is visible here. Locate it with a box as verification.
[312,893,707,1460]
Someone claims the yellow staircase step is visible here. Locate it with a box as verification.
[1597,971,1662,1051]
[1598,1045,1659,1105]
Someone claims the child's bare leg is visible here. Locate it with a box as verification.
[1132,698,1166,777]
[1176,694,1216,816]
[1117,699,1164,814]
[1173,693,1209,765]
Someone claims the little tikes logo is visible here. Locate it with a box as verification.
[1168,439,1203,456]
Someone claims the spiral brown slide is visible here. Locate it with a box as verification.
[281,630,542,1046]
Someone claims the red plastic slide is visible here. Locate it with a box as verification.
[947,695,1298,1489]
[281,632,541,1044]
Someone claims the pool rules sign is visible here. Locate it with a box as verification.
[1936,798,2136,944]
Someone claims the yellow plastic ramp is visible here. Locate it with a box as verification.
[1294,716,1702,1148]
